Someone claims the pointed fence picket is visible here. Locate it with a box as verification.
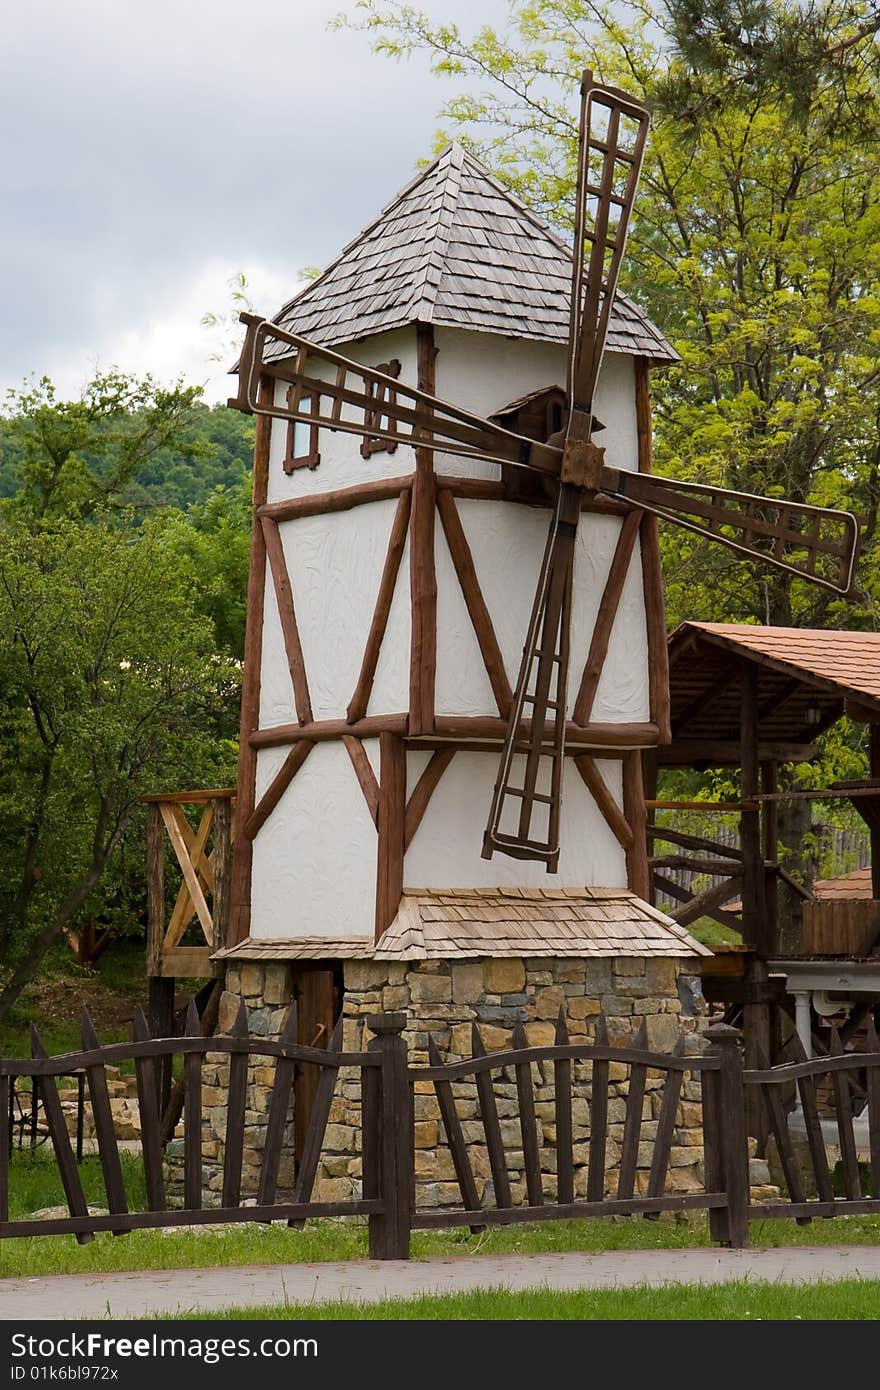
[4,1008,880,1257]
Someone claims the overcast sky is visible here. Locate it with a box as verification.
[2,0,511,404]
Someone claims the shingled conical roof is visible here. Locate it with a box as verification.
[267,143,676,362]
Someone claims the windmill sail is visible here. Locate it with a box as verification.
[482,74,651,870]
[231,313,561,478]
[605,468,859,595]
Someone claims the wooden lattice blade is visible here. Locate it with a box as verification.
[230,313,561,478]
[567,74,649,429]
[606,467,860,595]
[482,487,580,870]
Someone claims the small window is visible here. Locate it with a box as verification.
[283,387,321,474]
[361,359,401,458]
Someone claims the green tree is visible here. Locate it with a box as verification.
[0,518,239,1023]
[0,372,204,519]
[344,0,880,628]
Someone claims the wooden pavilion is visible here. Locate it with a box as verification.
[655,622,880,1093]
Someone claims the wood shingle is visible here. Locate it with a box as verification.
[265,144,676,363]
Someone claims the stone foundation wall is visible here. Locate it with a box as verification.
[166,954,706,1210]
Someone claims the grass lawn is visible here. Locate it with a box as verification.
[176,1280,880,1320]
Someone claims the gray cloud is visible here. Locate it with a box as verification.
[2,0,509,398]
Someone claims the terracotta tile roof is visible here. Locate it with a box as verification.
[373,887,710,959]
[265,144,676,363]
[813,866,873,901]
[674,623,880,715]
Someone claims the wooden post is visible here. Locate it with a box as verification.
[871,725,880,899]
[622,750,650,900]
[642,749,658,906]
[760,761,779,955]
[704,1023,750,1249]
[635,357,671,744]
[375,733,406,940]
[740,664,764,951]
[211,795,233,967]
[146,802,164,977]
[229,373,274,945]
[146,801,174,1113]
[365,1013,412,1260]
[409,325,437,736]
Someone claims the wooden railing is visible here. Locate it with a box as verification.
[5,1013,879,1255]
[143,790,235,980]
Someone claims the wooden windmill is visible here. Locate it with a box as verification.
[226,73,858,949]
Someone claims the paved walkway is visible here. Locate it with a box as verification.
[1,1247,879,1319]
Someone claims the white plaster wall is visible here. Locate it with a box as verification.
[404,751,627,889]
[258,502,411,725]
[250,739,378,938]
[432,327,639,478]
[435,501,649,721]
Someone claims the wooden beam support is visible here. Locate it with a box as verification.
[740,664,764,953]
[347,487,412,724]
[872,726,880,900]
[656,739,818,766]
[229,373,273,945]
[375,733,406,940]
[404,748,455,850]
[245,740,315,841]
[409,325,438,736]
[343,736,380,828]
[436,487,512,718]
[573,507,643,725]
[622,749,650,899]
[573,755,633,850]
[250,714,658,751]
[260,515,312,725]
[634,357,670,744]
[259,475,413,522]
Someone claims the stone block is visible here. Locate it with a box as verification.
[584,961,613,994]
[524,1021,556,1048]
[451,962,484,1004]
[483,958,525,994]
[218,990,242,1034]
[601,995,634,1017]
[344,960,386,991]
[314,1177,354,1203]
[409,973,452,1004]
[238,962,264,998]
[553,961,585,984]
[382,985,409,1010]
[615,956,646,976]
[568,996,601,1020]
[248,1006,287,1038]
[475,1004,526,1024]
[262,965,292,1005]
[478,1025,512,1051]
[645,1013,681,1053]
[533,986,565,1020]
[324,1124,356,1152]
[414,1121,439,1148]
[646,959,678,995]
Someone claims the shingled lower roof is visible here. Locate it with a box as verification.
[375,888,709,959]
[216,889,709,962]
[266,144,676,363]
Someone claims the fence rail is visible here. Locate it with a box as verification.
[3,1011,879,1256]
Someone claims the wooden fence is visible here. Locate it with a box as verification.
[3,1013,879,1257]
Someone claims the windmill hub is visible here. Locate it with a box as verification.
[560,438,606,490]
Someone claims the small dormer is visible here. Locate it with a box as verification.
[489,386,605,504]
